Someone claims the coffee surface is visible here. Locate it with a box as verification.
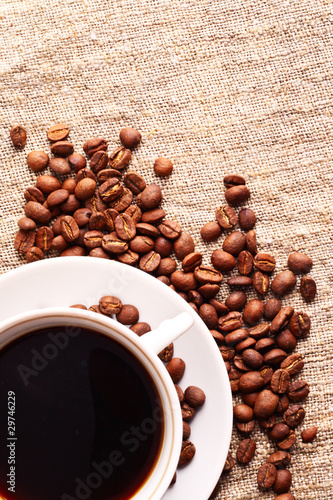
[0,326,164,500]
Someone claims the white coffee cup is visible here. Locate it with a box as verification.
[0,307,194,500]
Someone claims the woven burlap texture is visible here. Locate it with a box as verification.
[1,0,333,498]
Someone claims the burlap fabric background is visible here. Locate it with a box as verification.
[1,0,333,498]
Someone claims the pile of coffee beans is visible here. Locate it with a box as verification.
[69,295,206,484]
[11,124,317,499]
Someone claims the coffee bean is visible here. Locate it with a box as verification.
[35,226,54,251]
[61,178,77,195]
[74,208,91,228]
[89,305,103,314]
[258,415,276,430]
[246,230,257,254]
[26,246,44,262]
[270,306,294,335]
[83,230,103,249]
[51,234,68,252]
[198,283,220,299]
[254,389,279,418]
[99,295,123,315]
[236,438,256,464]
[154,157,173,176]
[97,169,122,184]
[283,404,305,427]
[197,303,217,328]
[225,185,250,205]
[289,311,311,337]
[117,249,139,265]
[36,175,61,195]
[182,421,191,440]
[51,141,74,157]
[123,171,146,194]
[119,127,141,149]
[267,451,291,468]
[108,185,132,211]
[218,311,243,332]
[215,205,238,229]
[288,380,309,401]
[224,328,248,346]
[60,215,80,242]
[194,265,223,284]
[271,270,296,296]
[276,329,297,353]
[300,276,317,301]
[257,463,277,489]
[76,168,96,183]
[60,194,81,214]
[234,354,252,372]
[222,231,246,256]
[200,221,221,241]
[227,276,253,287]
[241,392,259,408]
[209,298,229,315]
[264,349,287,365]
[47,189,70,208]
[271,369,290,394]
[238,208,256,230]
[277,430,296,450]
[236,337,256,353]
[253,271,270,295]
[184,386,206,407]
[167,358,185,383]
[27,151,49,172]
[156,258,177,276]
[223,174,246,188]
[14,229,36,254]
[242,349,263,370]
[229,368,241,391]
[238,250,253,275]
[18,217,36,231]
[141,208,166,224]
[233,403,254,422]
[68,153,86,172]
[264,298,282,320]
[253,252,276,273]
[114,213,136,241]
[301,426,318,443]
[83,137,107,157]
[243,299,265,326]
[115,304,139,325]
[102,233,129,254]
[173,232,195,260]
[129,235,154,254]
[136,184,162,210]
[219,345,235,362]
[223,452,235,472]
[47,123,69,142]
[124,205,142,223]
[255,338,275,353]
[211,249,236,272]
[248,322,270,340]
[139,251,161,272]
[88,212,106,231]
[273,469,292,494]
[24,201,52,224]
[60,246,86,257]
[10,125,27,148]
[99,178,123,203]
[178,440,196,466]
[225,291,247,311]
[49,157,71,175]
[171,271,197,292]
[280,353,304,376]
[260,365,274,384]
[288,252,312,274]
[269,423,291,442]
[159,219,182,240]
[239,371,265,393]
[210,329,225,345]
[24,186,45,204]
[236,420,255,433]
[130,322,152,336]
[273,494,295,500]
[90,150,109,174]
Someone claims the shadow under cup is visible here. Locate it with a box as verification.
[0,312,180,500]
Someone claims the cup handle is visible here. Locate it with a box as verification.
[140,312,194,355]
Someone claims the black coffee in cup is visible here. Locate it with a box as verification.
[0,326,164,500]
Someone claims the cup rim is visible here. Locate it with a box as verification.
[0,307,183,500]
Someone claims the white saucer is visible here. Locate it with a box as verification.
[0,257,232,500]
